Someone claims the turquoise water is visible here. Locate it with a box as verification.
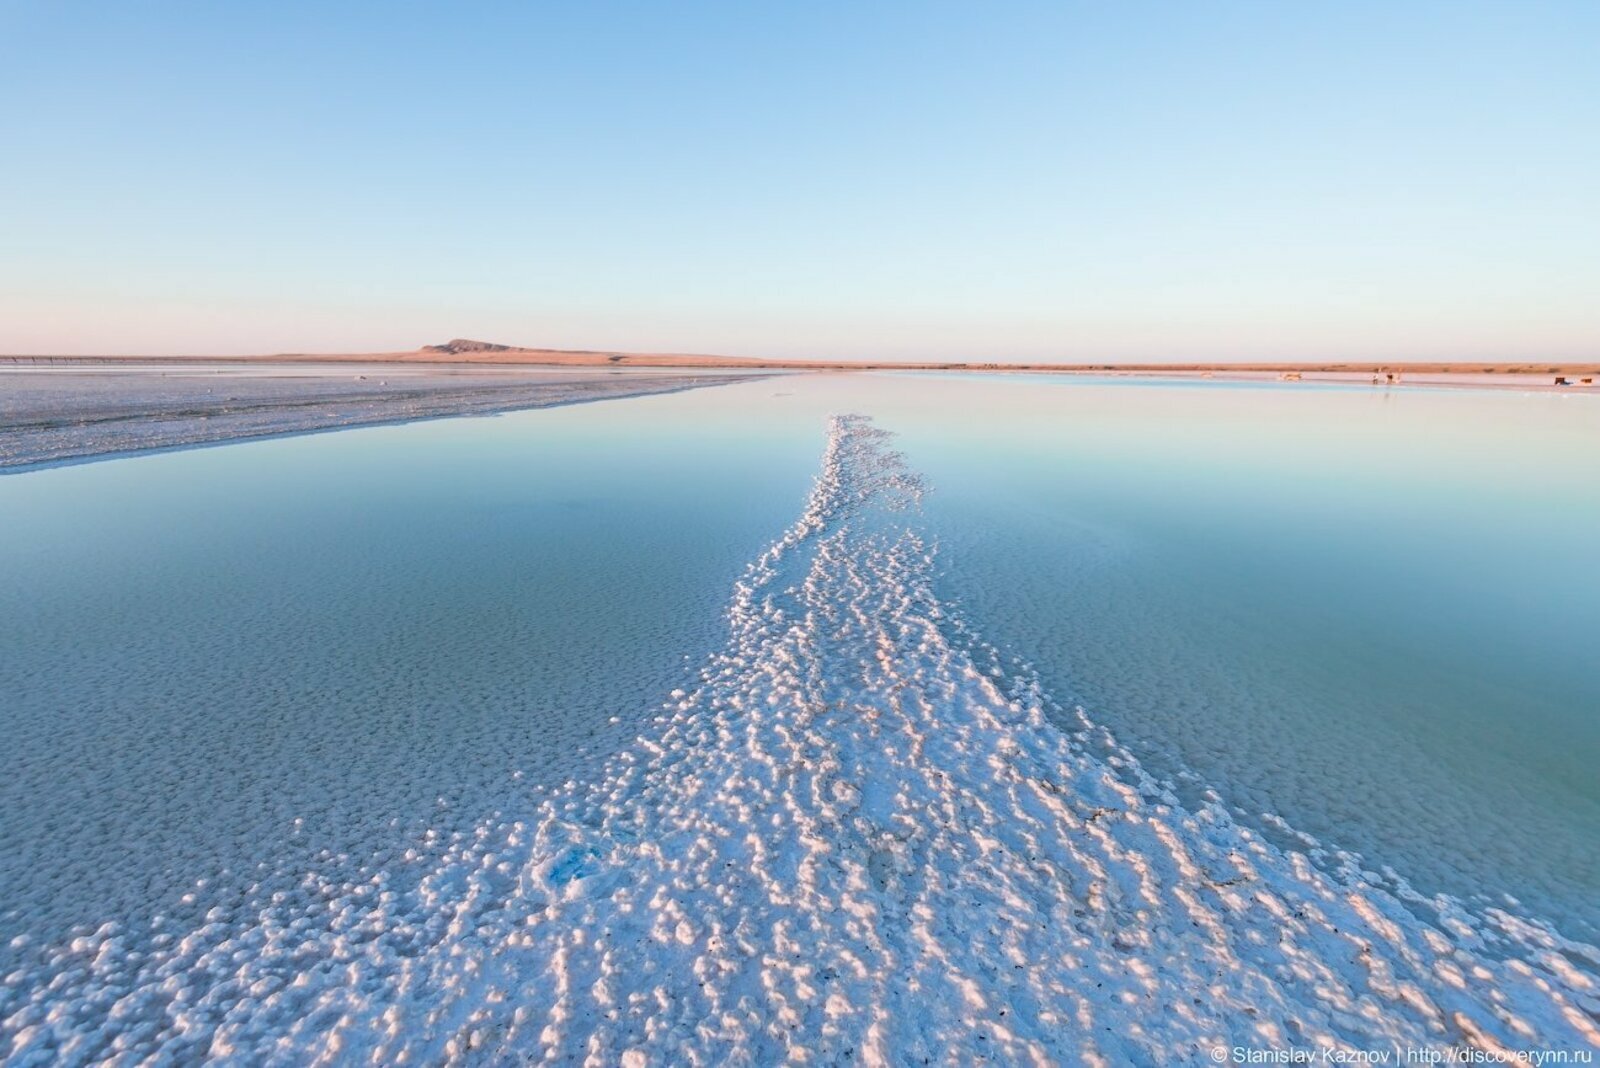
[876,375,1600,939]
[2,371,1596,970]
[0,390,816,952]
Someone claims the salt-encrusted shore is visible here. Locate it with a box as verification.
[0,364,760,471]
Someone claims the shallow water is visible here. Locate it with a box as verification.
[2,373,1596,1060]
[863,375,1600,939]
[0,390,813,951]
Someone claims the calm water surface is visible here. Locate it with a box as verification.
[2,372,1596,956]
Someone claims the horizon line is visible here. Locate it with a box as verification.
[2,339,1598,377]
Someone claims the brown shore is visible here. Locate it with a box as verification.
[4,339,1597,382]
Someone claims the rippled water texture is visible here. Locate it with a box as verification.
[2,375,1596,1062]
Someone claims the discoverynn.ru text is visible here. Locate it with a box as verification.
[1220,1047,1593,1065]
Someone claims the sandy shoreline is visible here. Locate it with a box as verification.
[8,347,1598,393]
[0,364,761,472]
[1043,367,1600,392]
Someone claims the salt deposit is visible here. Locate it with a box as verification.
[2,416,1595,1065]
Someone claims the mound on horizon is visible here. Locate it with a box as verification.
[408,338,765,367]
[420,339,523,355]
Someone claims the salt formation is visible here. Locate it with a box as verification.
[3,416,1596,1065]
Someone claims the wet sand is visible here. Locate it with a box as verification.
[0,363,761,471]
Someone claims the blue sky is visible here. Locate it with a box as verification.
[2,2,1596,360]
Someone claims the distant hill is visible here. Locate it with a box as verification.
[420,339,520,355]
[403,340,762,367]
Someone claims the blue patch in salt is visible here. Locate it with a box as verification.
[548,845,602,887]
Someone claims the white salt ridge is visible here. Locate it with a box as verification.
[3,415,1597,1065]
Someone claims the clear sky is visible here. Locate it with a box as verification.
[2,2,1596,361]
